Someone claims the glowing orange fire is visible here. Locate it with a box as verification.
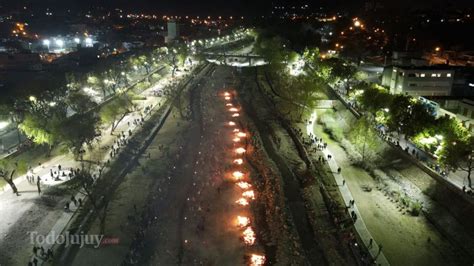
[235,147,246,154]
[232,113,240,117]
[226,103,233,107]
[250,254,266,266]
[225,96,231,101]
[228,121,236,126]
[224,92,230,96]
[229,107,238,112]
[237,216,250,227]
[233,137,241,142]
[234,158,243,165]
[233,128,240,133]
[243,227,256,245]
[232,171,244,180]
[236,132,247,138]
[236,198,249,206]
[242,190,255,200]
[237,181,252,189]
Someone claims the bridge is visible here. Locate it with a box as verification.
[201,52,265,67]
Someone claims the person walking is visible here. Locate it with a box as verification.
[71,195,78,207]
[36,177,41,195]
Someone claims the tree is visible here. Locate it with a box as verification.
[18,112,64,152]
[0,160,19,195]
[439,135,474,188]
[387,96,435,138]
[349,117,379,161]
[67,91,98,114]
[162,45,189,78]
[100,94,135,134]
[358,84,393,115]
[59,112,100,159]
[68,167,110,234]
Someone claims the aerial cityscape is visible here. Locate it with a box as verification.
[0,0,473,265]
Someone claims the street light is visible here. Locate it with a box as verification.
[43,39,50,51]
[29,95,37,102]
[74,37,81,44]
[55,39,64,48]
[85,37,93,47]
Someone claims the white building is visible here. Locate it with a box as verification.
[382,65,455,96]
[165,20,179,43]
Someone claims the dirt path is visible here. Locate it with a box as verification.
[312,111,467,266]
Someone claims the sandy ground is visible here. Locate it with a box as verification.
[67,65,262,265]
[70,109,187,265]
[312,111,465,266]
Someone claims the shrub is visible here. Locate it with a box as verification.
[410,201,423,216]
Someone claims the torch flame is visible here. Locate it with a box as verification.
[225,96,231,101]
[234,158,243,165]
[250,254,266,266]
[236,198,249,206]
[243,227,256,245]
[235,147,246,154]
[229,108,238,112]
[237,216,250,227]
[232,113,240,117]
[242,190,255,200]
[233,137,241,142]
[232,171,244,180]
[226,103,233,107]
[236,132,247,138]
[228,121,236,126]
[237,181,252,189]
[224,92,230,96]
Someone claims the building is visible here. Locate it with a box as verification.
[165,20,179,43]
[382,65,455,96]
[437,99,474,132]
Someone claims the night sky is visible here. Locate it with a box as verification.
[2,0,473,15]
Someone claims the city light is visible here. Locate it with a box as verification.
[85,37,93,47]
[42,39,50,46]
[74,38,81,44]
[55,39,64,47]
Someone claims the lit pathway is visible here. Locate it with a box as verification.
[307,111,390,266]
[0,64,196,265]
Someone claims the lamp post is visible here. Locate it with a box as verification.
[43,39,50,52]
